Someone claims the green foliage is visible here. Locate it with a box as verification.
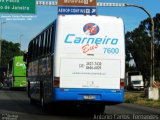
[126,13,160,81]
[125,94,139,103]
[125,92,160,108]
[1,39,23,67]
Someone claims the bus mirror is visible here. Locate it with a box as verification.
[23,53,28,62]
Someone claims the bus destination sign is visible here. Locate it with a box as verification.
[58,0,97,15]
[58,0,97,6]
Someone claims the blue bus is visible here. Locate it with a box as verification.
[27,15,125,113]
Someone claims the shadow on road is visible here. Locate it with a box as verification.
[0,89,94,119]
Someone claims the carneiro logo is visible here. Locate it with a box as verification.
[83,23,99,35]
[64,22,119,54]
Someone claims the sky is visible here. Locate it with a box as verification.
[0,0,160,51]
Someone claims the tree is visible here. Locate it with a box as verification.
[1,39,22,67]
[126,13,160,81]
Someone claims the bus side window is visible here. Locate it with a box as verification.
[40,35,44,57]
[42,33,46,56]
[33,39,37,59]
[44,30,48,54]
[38,36,41,58]
[29,42,32,61]
[28,43,31,61]
[23,53,27,62]
[36,38,39,58]
[50,27,53,53]
[34,39,37,59]
[43,32,46,55]
[31,41,34,60]
[47,29,50,54]
[30,41,33,61]
[42,34,45,56]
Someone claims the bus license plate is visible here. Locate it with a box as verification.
[83,95,96,100]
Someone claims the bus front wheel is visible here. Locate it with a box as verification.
[30,98,37,105]
[87,104,105,114]
[40,84,47,112]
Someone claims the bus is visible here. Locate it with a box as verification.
[8,56,27,88]
[27,15,125,113]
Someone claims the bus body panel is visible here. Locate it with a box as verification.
[54,15,125,74]
[13,56,26,76]
[60,58,121,89]
[52,88,124,102]
[13,76,27,87]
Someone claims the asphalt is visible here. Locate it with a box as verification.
[0,88,160,120]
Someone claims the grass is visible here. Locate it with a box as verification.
[124,90,160,109]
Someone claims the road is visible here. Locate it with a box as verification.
[0,89,160,120]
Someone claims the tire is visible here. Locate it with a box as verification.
[30,98,37,105]
[41,96,47,112]
[0,82,3,89]
[9,80,13,90]
[28,81,37,105]
[95,104,105,114]
[87,104,105,114]
[27,81,30,97]
[40,82,47,112]
[41,97,44,107]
